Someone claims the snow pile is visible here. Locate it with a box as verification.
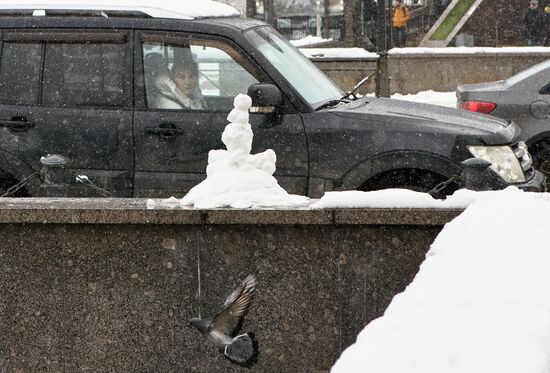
[365,90,457,108]
[389,46,550,55]
[391,90,457,108]
[312,188,501,209]
[331,187,550,373]
[299,47,378,59]
[290,35,333,48]
[180,94,309,209]
[299,46,550,60]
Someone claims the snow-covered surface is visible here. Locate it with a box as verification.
[364,90,457,108]
[391,90,457,108]
[299,46,550,59]
[313,188,494,209]
[0,0,240,19]
[180,94,309,209]
[299,47,378,59]
[215,0,244,15]
[289,35,333,48]
[390,46,550,55]
[331,187,550,373]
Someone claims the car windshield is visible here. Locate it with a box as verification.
[506,59,550,87]
[244,26,343,108]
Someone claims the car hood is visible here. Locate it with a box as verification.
[329,97,519,144]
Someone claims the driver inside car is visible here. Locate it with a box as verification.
[155,58,207,110]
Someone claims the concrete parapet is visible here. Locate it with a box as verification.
[312,50,550,95]
[0,198,462,372]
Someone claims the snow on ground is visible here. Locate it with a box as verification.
[391,90,457,108]
[313,188,497,209]
[299,47,378,59]
[389,46,550,55]
[289,35,333,48]
[365,90,457,108]
[300,46,550,59]
[328,187,550,373]
[179,94,309,209]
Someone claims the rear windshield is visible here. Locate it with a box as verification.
[506,59,550,87]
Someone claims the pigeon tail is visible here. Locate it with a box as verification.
[224,332,258,366]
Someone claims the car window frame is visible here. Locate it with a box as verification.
[134,30,280,113]
[0,29,133,110]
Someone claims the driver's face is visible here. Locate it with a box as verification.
[174,69,198,96]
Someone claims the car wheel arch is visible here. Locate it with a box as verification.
[334,151,463,192]
[525,131,550,149]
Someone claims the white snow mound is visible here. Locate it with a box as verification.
[331,187,550,373]
[180,94,309,209]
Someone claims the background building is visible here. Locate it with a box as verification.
[220,0,530,48]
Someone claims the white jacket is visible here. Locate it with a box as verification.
[154,73,207,110]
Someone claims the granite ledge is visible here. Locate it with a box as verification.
[0,198,464,226]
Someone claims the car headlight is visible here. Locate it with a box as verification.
[467,145,526,183]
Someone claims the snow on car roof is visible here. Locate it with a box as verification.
[0,0,240,20]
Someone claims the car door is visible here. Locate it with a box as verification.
[0,30,134,197]
[133,31,308,198]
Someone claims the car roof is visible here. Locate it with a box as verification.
[506,58,550,88]
[0,0,240,20]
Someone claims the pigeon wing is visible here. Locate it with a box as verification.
[211,274,257,337]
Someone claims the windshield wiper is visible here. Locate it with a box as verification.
[315,99,344,111]
[341,72,375,100]
[315,72,376,111]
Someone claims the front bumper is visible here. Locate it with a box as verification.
[514,169,546,192]
[462,163,546,193]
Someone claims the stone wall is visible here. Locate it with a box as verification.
[312,51,550,95]
[0,198,462,373]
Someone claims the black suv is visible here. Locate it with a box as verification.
[0,2,544,197]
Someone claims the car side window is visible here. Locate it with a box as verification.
[142,36,261,111]
[0,43,42,105]
[43,43,126,107]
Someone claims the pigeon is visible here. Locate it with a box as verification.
[189,274,258,366]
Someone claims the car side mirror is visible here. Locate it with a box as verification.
[247,84,282,114]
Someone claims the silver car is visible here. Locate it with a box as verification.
[457,60,550,182]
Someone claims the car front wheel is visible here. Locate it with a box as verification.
[359,169,459,198]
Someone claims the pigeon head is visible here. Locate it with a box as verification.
[188,317,211,334]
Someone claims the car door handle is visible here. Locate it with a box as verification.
[0,116,35,132]
[145,124,185,137]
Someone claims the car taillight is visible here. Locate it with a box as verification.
[458,100,496,114]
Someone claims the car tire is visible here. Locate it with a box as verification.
[359,169,459,198]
